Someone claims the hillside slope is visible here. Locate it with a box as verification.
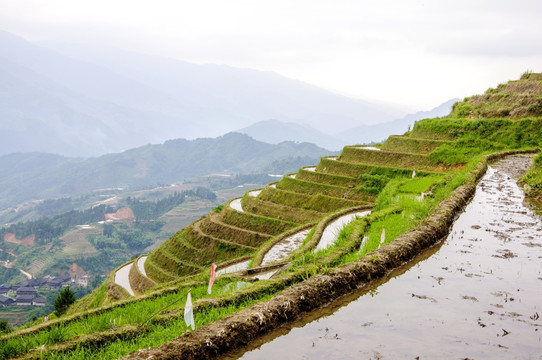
[1,73,541,360]
[0,133,330,211]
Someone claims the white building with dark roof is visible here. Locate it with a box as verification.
[33,297,46,306]
[16,286,37,296]
[16,295,34,306]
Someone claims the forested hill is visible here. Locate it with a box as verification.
[0,133,332,211]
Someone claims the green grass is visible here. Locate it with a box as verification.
[258,187,362,213]
[40,291,275,360]
[521,152,542,200]
[296,168,359,187]
[380,135,451,154]
[398,176,443,193]
[339,146,439,170]
[0,278,258,359]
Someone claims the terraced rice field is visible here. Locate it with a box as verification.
[136,132,457,290]
[0,129,479,360]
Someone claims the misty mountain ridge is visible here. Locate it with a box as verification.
[337,98,460,144]
[0,132,332,211]
[237,120,345,151]
[0,30,402,157]
[238,99,459,150]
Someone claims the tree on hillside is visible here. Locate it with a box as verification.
[0,320,10,334]
[54,287,76,317]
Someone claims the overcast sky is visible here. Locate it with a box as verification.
[1,0,541,111]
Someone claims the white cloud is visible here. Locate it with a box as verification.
[1,0,541,109]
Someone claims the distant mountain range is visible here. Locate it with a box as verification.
[336,98,460,145]
[0,133,331,211]
[0,29,401,157]
[237,120,345,151]
[238,99,459,150]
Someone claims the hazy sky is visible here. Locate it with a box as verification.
[1,0,541,111]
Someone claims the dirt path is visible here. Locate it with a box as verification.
[19,268,32,279]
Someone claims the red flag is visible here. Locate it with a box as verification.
[380,227,385,244]
[207,263,216,294]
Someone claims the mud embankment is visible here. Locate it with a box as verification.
[129,256,156,294]
[122,151,537,360]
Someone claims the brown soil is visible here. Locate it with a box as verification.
[68,263,87,278]
[3,233,35,247]
[129,256,156,294]
[105,207,136,221]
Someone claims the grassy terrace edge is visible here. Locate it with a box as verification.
[120,148,539,359]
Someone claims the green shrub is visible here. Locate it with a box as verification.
[355,174,390,194]
[54,287,76,317]
[0,320,10,334]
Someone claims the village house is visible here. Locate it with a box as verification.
[16,294,34,306]
[46,278,63,290]
[0,295,15,307]
[77,274,92,287]
[33,297,46,306]
[0,283,11,295]
[16,286,37,297]
[46,275,72,290]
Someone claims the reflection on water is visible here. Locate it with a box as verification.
[228,155,542,359]
[216,281,252,295]
[262,229,311,265]
[216,260,250,276]
[230,198,243,212]
[315,211,370,251]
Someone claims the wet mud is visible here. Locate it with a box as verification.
[228,155,542,359]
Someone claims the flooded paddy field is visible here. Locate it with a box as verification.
[225,155,542,359]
